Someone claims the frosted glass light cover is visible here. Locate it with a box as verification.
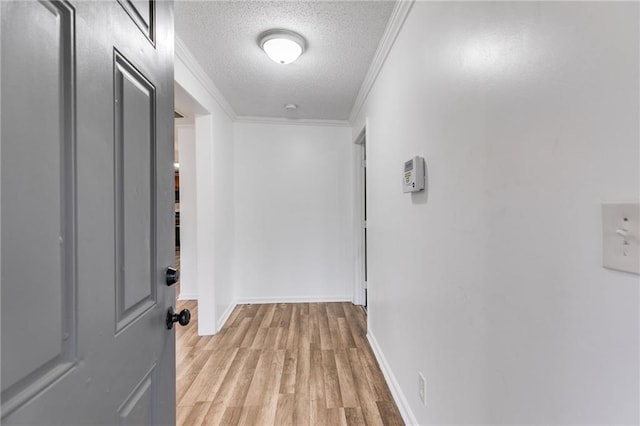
[263,38,303,64]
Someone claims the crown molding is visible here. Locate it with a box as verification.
[235,115,351,128]
[175,1,416,128]
[175,35,237,120]
[348,0,415,123]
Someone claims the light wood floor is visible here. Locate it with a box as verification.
[175,300,404,425]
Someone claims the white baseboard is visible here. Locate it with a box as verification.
[235,295,352,305]
[216,301,236,332]
[210,296,353,334]
[367,331,419,426]
[178,292,198,301]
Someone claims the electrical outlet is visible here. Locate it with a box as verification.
[418,372,427,406]
[602,203,640,274]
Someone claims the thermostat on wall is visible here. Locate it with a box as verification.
[403,156,425,193]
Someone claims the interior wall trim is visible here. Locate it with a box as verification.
[348,0,415,123]
[216,301,236,333]
[235,115,351,128]
[175,35,237,120]
[367,330,419,426]
[177,292,198,301]
[235,295,352,305]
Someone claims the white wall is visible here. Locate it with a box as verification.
[175,125,197,300]
[211,113,235,331]
[353,2,640,424]
[234,122,354,303]
[175,53,235,335]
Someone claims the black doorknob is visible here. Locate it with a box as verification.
[166,266,179,286]
[166,307,190,329]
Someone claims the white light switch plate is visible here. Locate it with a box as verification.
[602,203,640,274]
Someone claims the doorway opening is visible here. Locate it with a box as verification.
[173,83,200,412]
[174,113,181,297]
[353,124,368,312]
[173,86,196,305]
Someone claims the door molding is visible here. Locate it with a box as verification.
[174,44,219,335]
[352,120,368,307]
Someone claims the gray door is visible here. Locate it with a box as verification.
[1,1,176,424]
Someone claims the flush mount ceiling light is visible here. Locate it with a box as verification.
[259,29,306,65]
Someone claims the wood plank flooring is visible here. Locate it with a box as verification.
[175,301,404,426]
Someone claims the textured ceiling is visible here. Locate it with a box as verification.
[174,1,396,121]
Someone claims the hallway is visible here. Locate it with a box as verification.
[176,301,404,425]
